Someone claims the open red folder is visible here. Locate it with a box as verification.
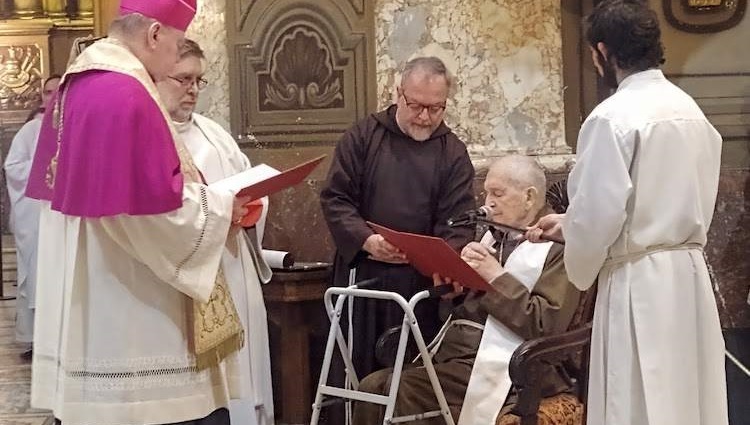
[236,154,326,199]
[368,222,495,292]
[210,155,326,227]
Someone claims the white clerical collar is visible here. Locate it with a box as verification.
[617,68,664,92]
[172,116,195,134]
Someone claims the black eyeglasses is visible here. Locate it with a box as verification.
[168,75,208,91]
[399,89,447,117]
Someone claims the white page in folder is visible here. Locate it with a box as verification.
[209,163,280,196]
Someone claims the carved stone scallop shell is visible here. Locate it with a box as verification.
[263,26,344,110]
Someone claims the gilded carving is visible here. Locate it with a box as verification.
[260,26,344,111]
[688,0,723,6]
[0,45,43,111]
[2,0,92,19]
[664,0,747,32]
[43,0,67,18]
[13,0,43,18]
[78,0,94,18]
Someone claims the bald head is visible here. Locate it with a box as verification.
[484,155,547,227]
[489,155,547,201]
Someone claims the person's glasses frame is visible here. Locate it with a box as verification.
[168,75,208,91]
[398,88,447,118]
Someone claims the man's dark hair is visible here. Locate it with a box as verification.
[44,74,62,86]
[585,0,665,71]
[24,74,63,123]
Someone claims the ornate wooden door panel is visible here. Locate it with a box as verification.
[227,0,376,144]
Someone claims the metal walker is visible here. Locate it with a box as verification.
[310,277,455,425]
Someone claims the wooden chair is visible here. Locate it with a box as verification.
[373,278,597,425]
[498,284,597,425]
[374,177,596,425]
[496,177,594,425]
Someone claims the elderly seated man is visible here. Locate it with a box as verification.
[353,155,582,425]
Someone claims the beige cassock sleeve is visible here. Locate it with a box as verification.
[96,182,234,303]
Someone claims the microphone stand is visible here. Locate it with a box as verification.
[448,216,565,245]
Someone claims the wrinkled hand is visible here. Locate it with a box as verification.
[461,242,504,283]
[432,273,463,300]
[525,213,565,243]
[231,195,253,226]
[363,234,408,264]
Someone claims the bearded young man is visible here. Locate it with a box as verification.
[526,1,728,424]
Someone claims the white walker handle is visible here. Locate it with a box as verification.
[311,282,455,425]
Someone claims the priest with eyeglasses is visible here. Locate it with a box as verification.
[320,56,476,380]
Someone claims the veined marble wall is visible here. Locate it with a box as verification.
[376,0,570,165]
[189,0,570,163]
[187,1,231,131]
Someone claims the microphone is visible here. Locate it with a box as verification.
[447,206,566,244]
[447,205,493,226]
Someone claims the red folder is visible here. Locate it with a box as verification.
[237,155,326,200]
[368,222,495,292]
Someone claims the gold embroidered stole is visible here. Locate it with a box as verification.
[47,38,244,369]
